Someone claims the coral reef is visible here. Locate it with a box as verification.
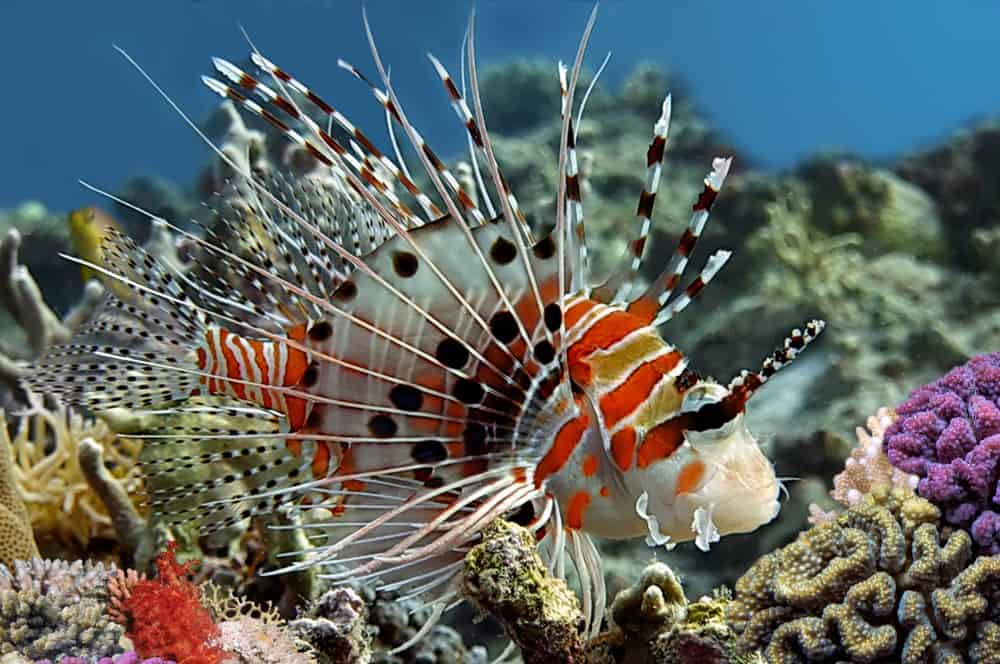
[885,352,1000,554]
[8,395,145,558]
[463,519,584,662]
[0,558,122,660]
[728,486,1000,663]
[11,48,1000,663]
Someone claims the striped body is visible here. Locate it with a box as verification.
[541,296,690,538]
[196,324,312,430]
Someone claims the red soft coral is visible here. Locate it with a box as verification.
[121,542,230,664]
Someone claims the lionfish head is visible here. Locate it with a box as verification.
[634,320,825,551]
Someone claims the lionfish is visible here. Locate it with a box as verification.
[27,6,823,650]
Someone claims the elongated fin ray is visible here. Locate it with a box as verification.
[593,95,672,302]
[627,157,732,323]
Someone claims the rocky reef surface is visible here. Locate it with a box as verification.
[1,55,1000,662]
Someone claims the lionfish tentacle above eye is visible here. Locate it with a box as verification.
[727,319,826,403]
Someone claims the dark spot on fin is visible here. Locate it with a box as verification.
[489,311,519,344]
[490,236,517,265]
[412,440,447,464]
[369,415,398,438]
[393,251,419,277]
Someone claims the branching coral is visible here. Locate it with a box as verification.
[8,395,144,554]
[0,228,102,373]
[831,408,918,509]
[78,438,151,568]
[810,408,920,524]
[728,486,1000,662]
[0,558,122,659]
[885,352,1000,554]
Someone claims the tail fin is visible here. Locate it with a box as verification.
[23,229,207,411]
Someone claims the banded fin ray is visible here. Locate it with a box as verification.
[202,59,550,384]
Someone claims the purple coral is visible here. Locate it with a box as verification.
[885,352,1000,553]
[35,653,176,664]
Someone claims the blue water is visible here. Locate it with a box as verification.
[1,1,996,211]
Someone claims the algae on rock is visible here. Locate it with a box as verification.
[464,519,584,663]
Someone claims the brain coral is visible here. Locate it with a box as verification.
[884,352,1000,554]
[0,410,37,567]
[727,486,1000,663]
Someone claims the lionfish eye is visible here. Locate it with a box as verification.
[680,385,722,413]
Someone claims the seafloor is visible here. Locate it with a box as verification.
[1,59,999,663]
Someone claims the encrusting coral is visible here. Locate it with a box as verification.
[593,560,745,664]
[885,352,1000,554]
[0,409,37,568]
[463,519,584,662]
[0,558,122,660]
[728,485,1000,663]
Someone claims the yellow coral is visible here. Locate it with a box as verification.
[727,487,996,663]
[9,396,144,552]
[0,411,37,567]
